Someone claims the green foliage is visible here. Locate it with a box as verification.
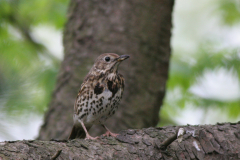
[161,47,240,126]
[0,0,69,116]
[0,0,68,28]
[219,0,240,26]
[159,0,240,126]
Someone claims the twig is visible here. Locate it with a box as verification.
[159,127,184,150]
[51,150,62,160]
[80,144,88,150]
[50,139,68,143]
[24,142,39,148]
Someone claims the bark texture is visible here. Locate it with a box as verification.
[38,0,174,140]
[2,123,240,159]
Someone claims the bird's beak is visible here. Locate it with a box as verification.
[117,55,130,62]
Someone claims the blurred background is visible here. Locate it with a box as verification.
[0,0,240,141]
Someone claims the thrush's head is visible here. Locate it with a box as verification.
[90,53,129,75]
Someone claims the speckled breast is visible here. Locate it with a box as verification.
[74,87,123,126]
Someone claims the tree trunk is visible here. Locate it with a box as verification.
[2,123,240,159]
[38,0,174,140]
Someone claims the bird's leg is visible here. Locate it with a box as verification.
[79,121,99,140]
[101,125,119,137]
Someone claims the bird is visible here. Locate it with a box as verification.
[68,53,129,140]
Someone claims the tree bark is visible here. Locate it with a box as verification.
[38,0,174,140]
[2,123,240,159]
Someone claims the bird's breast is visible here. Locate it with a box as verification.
[75,88,122,125]
[74,74,124,125]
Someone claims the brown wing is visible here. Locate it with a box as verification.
[118,74,125,90]
[73,74,102,114]
[74,80,88,114]
[117,74,125,99]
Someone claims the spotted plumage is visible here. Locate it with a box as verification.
[69,53,129,140]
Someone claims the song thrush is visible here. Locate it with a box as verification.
[68,53,129,140]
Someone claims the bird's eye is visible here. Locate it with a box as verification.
[105,56,110,62]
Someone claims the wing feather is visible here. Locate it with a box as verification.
[74,80,88,114]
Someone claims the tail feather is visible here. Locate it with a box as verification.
[68,124,90,140]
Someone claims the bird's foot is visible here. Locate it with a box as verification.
[85,134,99,140]
[102,131,119,137]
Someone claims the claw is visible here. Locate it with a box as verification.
[85,135,100,140]
[101,125,119,137]
[102,130,119,137]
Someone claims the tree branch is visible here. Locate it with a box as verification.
[0,122,240,159]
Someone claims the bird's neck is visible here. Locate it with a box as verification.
[89,69,118,81]
[107,72,118,81]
